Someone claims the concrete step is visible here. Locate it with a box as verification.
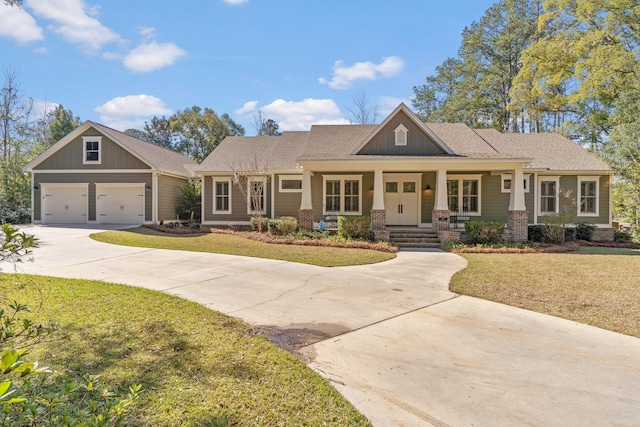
[395,242,442,248]
[391,238,440,243]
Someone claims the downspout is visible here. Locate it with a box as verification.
[152,171,159,223]
[200,175,205,224]
[30,171,35,223]
[271,173,275,218]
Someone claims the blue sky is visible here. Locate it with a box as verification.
[1,0,496,134]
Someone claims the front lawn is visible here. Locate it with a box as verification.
[90,227,396,267]
[449,247,640,338]
[0,274,371,426]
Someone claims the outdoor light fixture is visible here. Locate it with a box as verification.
[33,184,39,191]
[425,184,432,191]
[145,184,152,191]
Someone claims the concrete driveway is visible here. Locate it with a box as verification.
[6,225,640,427]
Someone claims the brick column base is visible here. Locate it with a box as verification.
[432,209,450,231]
[370,209,386,230]
[507,210,528,242]
[298,209,314,231]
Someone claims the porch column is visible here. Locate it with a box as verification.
[298,168,314,231]
[507,167,528,242]
[432,169,450,230]
[371,169,386,234]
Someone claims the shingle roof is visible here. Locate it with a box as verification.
[91,122,197,176]
[474,129,611,171]
[196,108,611,173]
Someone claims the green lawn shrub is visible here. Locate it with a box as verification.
[268,216,298,235]
[338,215,371,240]
[465,221,505,244]
[575,223,596,241]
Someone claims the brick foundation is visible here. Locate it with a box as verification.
[370,209,386,230]
[437,230,460,243]
[592,228,614,242]
[372,230,390,242]
[506,210,528,242]
[298,209,314,231]
[432,210,450,231]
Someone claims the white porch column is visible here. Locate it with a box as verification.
[434,169,449,211]
[300,168,313,210]
[372,169,384,210]
[509,168,526,211]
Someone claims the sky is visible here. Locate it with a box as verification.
[1,0,497,135]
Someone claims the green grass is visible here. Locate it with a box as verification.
[90,227,396,267]
[450,247,640,338]
[0,274,371,427]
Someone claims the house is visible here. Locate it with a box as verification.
[23,121,196,225]
[196,103,613,241]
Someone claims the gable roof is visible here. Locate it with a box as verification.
[196,104,611,174]
[24,121,197,176]
[350,103,454,155]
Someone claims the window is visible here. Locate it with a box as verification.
[247,178,266,214]
[323,175,363,215]
[213,178,231,213]
[501,174,530,193]
[538,177,559,214]
[578,176,599,217]
[447,175,482,215]
[82,136,102,164]
[279,175,302,192]
[394,124,408,146]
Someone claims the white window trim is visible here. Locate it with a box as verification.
[278,174,302,193]
[394,124,408,146]
[322,174,363,216]
[82,136,102,165]
[501,174,531,193]
[246,176,267,215]
[538,176,560,216]
[213,177,232,214]
[446,174,482,216]
[577,176,600,217]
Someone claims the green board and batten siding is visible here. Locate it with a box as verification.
[34,130,151,171]
[273,174,302,218]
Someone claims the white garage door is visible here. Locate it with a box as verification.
[96,185,145,224]
[42,185,88,224]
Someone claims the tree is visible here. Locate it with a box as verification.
[412,0,545,132]
[345,93,379,125]
[230,156,270,232]
[143,116,175,149]
[124,128,149,141]
[170,106,243,162]
[47,104,80,145]
[1,68,32,163]
[253,109,281,136]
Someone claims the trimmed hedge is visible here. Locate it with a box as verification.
[267,216,298,236]
[464,221,505,244]
[575,223,596,241]
[338,215,371,240]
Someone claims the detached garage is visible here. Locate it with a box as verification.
[24,121,196,225]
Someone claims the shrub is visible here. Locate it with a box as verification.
[614,230,633,243]
[337,215,371,240]
[464,221,505,245]
[267,216,298,236]
[528,225,545,242]
[176,179,201,222]
[250,216,269,232]
[575,223,596,241]
[0,206,31,224]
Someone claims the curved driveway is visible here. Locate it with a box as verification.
[8,225,640,427]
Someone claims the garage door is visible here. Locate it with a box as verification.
[96,185,145,224]
[42,185,88,224]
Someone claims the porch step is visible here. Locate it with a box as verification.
[388,229,442,249]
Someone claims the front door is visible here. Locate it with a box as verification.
[384,174,419,226]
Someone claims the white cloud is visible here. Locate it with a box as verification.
[95,94,171,130]
[258,98,349,131]
[25,0,119,52]
[0,4,44,44]
[138,26,156,41]
[32,99,60,118]
[222,0,248,4]
[124,41,186,73]
[235,101,258,115]
[319,56,405,90]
